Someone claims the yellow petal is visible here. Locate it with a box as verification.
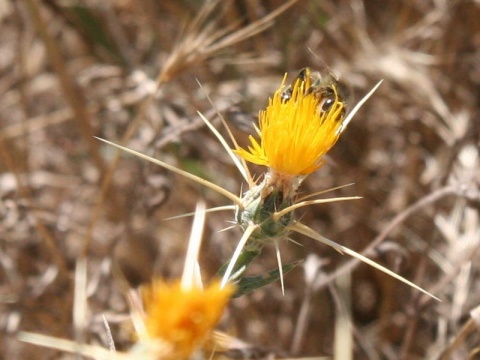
[236,68,347,176]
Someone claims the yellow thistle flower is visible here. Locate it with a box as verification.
[235,68,347,176]
[140,279,234,359]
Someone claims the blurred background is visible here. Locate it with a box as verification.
[1,0,480,359]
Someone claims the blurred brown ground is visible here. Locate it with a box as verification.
[1,0,480,359]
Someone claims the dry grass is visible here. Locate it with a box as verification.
[1,0,480,359]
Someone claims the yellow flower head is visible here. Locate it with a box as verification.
[235,68,348,176]
[140,279,234,358]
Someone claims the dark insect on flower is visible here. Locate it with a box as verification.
[281,68,350,119]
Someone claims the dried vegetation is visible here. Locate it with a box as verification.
[1,0,480,359]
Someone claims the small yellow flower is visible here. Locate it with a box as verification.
[235,68,347,176]
[140,279,234,359]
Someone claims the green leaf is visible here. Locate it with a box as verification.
[216,248,261,282]
[233,260,302,298]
